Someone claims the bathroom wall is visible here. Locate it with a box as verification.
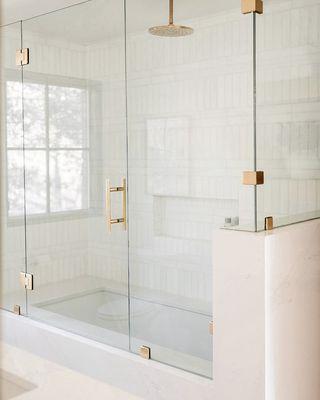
[126,10,254,308]
[117,0,320,304]
[85,5,254,311]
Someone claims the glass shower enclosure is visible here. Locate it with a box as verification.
[1,0,320,379]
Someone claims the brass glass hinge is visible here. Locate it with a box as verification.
[14,305,21,315]
[242,171,264,185]
[241,0,263,14]
[209,321,214,335]
[20,272,34,290]
[264,216,274,231]
[16,48,30,66]
[139,345,151,360]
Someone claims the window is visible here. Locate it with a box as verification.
[6,77,89,218]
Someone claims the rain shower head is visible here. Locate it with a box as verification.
[148,24,194,37]
[148,0,194,37]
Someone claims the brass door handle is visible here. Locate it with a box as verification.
[106,178,127,232]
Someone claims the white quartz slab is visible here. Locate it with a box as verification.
[265,219,320,400]
[213,218,320,400]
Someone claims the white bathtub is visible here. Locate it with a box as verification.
[32,288,213,377]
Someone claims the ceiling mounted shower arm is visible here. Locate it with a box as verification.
[169,0,174,25]
[148,0,193,37]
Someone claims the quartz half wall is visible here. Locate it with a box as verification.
[213,218,320,400]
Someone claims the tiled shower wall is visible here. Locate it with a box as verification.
[2,0,320,309]
[124,9,253,308]
[85,7,254,310]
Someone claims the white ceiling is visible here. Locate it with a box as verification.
[1,0,239,44]
[1,0,89,25]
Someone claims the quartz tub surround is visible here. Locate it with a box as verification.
[1,218,320,400]
[213,218,320,400]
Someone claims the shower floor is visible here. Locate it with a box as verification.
[32,288,212,377]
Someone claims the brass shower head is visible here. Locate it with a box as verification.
[148,0,194,37]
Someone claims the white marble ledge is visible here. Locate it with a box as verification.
[0,342,142,400]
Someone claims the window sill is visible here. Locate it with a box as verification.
[7,209,94,227]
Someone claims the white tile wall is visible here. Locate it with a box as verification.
[125,9,253,307]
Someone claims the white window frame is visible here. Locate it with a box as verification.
[5,71,91,224]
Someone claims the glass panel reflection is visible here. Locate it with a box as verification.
[50,150,88,212]
[49,85,88,148]
[6,81,23,148]
[24,83,46,148]
[7,150,25,217]
[25,150,46,214]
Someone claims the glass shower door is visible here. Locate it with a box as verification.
[126,0,255,377]
[21,0,130,350]
[0,22,27,315]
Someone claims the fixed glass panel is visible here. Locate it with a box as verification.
[0,22,27,314]
[126,0,255,377]
[256,0,320,229]
[22,0,129,350]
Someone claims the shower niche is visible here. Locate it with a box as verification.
[1,0,320,379]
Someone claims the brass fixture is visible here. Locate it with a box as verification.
[264,216,274,231]
[13,305,21,315]
[149,0,193,37]
[20,272,34,291]
[242,171,264,185]
[241,0,263,14]
[16,48,30,66]
[106,178,127,232]
[139,346,151,359]
[209,321,214,335]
